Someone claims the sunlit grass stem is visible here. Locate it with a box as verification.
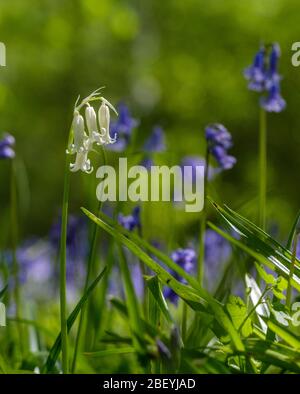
[286,233,298,309]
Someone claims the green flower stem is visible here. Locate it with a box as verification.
[259,107,267,230]
[59,153,71,374]
[198,148,210,285]
[286,234,298,309]
[181,301,188,342]
[71,147,106,373]
[10,160,24,357]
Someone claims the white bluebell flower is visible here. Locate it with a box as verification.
[98,100,117,145]
[66,90,118,174]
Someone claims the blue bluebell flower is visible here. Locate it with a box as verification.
[118,206,141,232]
[205,124,236,170]
[210,146,236,170]
[244,43,286,113]
[205,124,233,150]
[244,47,266,92]
[260,82,286,113]
[265,43,281,89]
[0,133,15,159]
[204,229,232,292]
[143,126,166,153]
[164,248,196,303]
[107,103,138,151]
[4,239,55,300]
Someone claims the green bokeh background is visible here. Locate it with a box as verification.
[0,0,299,242]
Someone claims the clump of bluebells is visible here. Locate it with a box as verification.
[244,43,286,112]
[0,133,15,159]
[164,248,196,303]
[204,229,232,292]
[205,124,236,170]
[118,206,141,232]
[107,103,138,152]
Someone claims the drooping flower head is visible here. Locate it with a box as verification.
[107,103,138,151]
[67,89,118,173]
[118,206,141,232]
[164,247,196,303]
[244,43,286,113]
[260,81,286,113]
[205,124,236,170]
[0,133,15,159]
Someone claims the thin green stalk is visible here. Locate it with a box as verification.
[181,302,187,342]
[198,148,210,285]
[286,234,298,309]
[71,147,106,373]
[10,160,24,357]
[238,286,270,333]
[259,107,267,230]
[59,154,71,374]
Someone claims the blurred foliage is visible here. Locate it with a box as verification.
[0,0,300,242]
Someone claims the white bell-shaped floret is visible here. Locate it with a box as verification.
[98,101,117,144]
[70,151,93,174]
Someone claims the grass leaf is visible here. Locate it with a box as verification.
[42,267,106,373]
[82,207,245,352]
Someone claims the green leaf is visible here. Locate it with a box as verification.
[255,263,276,286]
[42,267,106,373]
[146,276,173,324]
[82,208,245,352]
[242,338,300,373]
[267,320,300,349]
[117,244,145,356]
[94,210,203,296]
[226,296,252,337]
[208,200,300,290]
[245,274,269,333]
[286,209,300,250]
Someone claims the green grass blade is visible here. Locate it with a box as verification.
[82,207,245,352]
[146,276,173,324]
[117,244,145,356]
[267,320,300,349]
[42,267,106,373]
[208,200,300,290]
[94,210,204,295]
[286,209,300,249]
